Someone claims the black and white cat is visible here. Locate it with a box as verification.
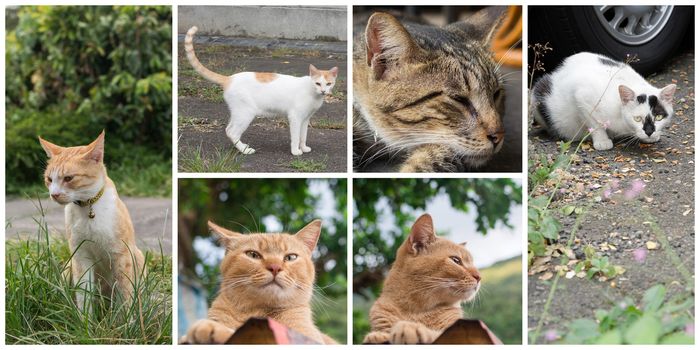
[531,52,676,150]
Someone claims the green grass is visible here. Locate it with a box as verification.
[179,144,245,173]
[288,156,327,172]
[352,256,522,344]
[312,294,347,344]
[5,212,172,344]
[312,118,345,130]
[178,85,223,102]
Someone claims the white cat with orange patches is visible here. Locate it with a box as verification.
[38,131,145,313]
[184,26,339,156]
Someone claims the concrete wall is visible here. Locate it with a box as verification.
[179,6,346,41]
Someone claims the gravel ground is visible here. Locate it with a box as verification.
[527,50,695,338]
[177,37,347,173]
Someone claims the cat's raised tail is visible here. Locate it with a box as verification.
[184,26,231,87]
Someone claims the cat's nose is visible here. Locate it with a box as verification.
[51,193,60,200]
[471,270,481,282]
[487,131,505,146]
[266,264,282,276]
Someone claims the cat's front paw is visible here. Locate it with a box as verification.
[184,319,234,344]
[363,331,391,344]
[301,145,312,153]
[291,148,303,156]
[390,321,440,344]
[593,138,613,151]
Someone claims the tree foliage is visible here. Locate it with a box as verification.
[5,6,172,193]
[353,178,522,296]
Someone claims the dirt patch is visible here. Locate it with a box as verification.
[177,41,347,173]
[528,51,695,335]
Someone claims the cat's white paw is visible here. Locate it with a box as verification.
[364,331,391,344]
[301,145,312,153]
[241,147,255,155]
[593,139,613,151]
[291,148,303,156]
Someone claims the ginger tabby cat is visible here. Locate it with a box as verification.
[39,131,145,312]
[364,214,481,344]
[183,220,337,344]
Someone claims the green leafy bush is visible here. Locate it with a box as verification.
[5,6,171,195]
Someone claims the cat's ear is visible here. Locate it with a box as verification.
[365,12,422,80]
[82,130,105,163]
[329,66,339,78]
[618,85,636,104]
[295,219,322,252]
[38,137,64,158]
[447,6,507,46]
[408,214,437,254]
[659,84,676,103]
[309,64,320,76]
[208,220,244,247]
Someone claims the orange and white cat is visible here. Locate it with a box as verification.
[364,214,481,344]
[39,131,145,312]
[183,220,337,344]
[184,26,339,156]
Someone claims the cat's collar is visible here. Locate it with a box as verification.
[73,186,105,219]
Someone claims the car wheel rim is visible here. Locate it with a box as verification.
[594,5,674,46]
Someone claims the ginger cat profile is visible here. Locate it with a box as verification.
[183,220,337,344]
[364,214,481,344]
[39,131,145,312]
[184,26,339,156]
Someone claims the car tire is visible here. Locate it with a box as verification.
[529,6,692,75]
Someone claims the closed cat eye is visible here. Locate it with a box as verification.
[315,82,321,86]
[63,176,74,182]
[655,115,664,121]
[245,250,262,259]
[326,83,331,86]
[493,89,503,101]
[46,177,52,183]
[634,116,643,122]
[284,253,298,262]
[450,256,462,265]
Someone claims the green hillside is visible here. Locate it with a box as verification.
[466,256,522,344]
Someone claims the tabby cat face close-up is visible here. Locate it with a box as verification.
[354,7,509,169]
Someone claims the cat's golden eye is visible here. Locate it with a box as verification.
[634,116,643,122]
[450,256,462,265]
[284,254,298,262]
[63,176,73,182]
[245,250,261,259]
[655,114,664,121]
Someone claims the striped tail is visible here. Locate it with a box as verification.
[184,26,230,87]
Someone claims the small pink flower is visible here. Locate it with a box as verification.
[624,179,646,200]
[588,127,595,133]
[603,188,612,199]
[559,188,566,194]
[544,329,559,342]
[685,323,694,336]
[633,248,647,263]
[602,120,611,129]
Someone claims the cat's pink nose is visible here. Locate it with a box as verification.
[471,270,481,282]
[267,264,282,276]
[51,193,60,200]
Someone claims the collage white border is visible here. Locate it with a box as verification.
[1,0,697,348]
